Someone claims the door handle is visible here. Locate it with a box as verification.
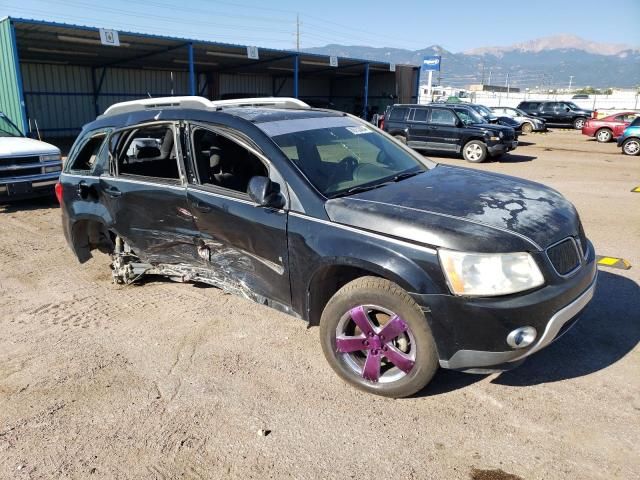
[192,200,211,213]
[103,185,122,197]
[77,181,90,199]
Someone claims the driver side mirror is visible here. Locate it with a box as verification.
[455,118,463,127]
[565,107,570,112]
[247,176,285,209]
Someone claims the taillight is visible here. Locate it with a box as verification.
[55,182,63,204]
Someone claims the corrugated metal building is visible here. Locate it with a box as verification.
[0,17,420,142]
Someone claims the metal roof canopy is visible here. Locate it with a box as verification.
[11,18,405,81]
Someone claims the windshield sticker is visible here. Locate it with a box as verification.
[346,126,371,135]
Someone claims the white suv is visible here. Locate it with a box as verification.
[0,112,62,201]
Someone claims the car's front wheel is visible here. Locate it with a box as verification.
[573,117,587,129]
[521,122,533,134]
[622,138,640,156]
[462,140,488,163]
[320,276,439,398]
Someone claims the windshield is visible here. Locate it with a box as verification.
[270,120,428,197]
[453,107,485,125]
[0,114,23,138]
[470,104,491,117]
[513,108,528,116]
[566,102,581,110]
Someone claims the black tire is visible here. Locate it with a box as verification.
[521,122,533,134]
[595,128,613,143]
[394,134,407,144]
[622,138,640,156]
[573,117,587,129]
[320,276,439,398]
[462,140,488,163]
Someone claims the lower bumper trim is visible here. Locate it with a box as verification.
[439,271,597,370]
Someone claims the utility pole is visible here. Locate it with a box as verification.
[296,13,300,52]
[568,75,574,91]
[505,73,510,97]
[487,70,492,86]
[481,63,485,85]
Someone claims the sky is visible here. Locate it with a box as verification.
[0,0,639,52]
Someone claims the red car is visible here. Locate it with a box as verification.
[582,112,638,143]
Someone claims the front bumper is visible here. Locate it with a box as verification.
[0,172,60,202]
[487,140,518,155]
[410,241,597,371]
[440,272,596,370]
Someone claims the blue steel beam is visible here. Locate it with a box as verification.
[362,63,369,119]
[188,42,195,96]
[293,54,299,98]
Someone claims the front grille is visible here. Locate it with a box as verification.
[0,167,42,179]
[547,238,580,275]
[0,155,40,166]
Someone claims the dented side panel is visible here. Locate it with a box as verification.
[186,186,291,308]
[100,177,201,265]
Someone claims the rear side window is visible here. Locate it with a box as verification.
[429,109,457,126]
[117,125,180,181]
[388,107,408,121]
[68,133,107,173]
[411,108,428,122]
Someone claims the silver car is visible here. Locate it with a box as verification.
[491,106,547,134]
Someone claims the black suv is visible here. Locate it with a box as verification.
[517,101,593,129]
[57,96,597,398]
[383,104,517,163]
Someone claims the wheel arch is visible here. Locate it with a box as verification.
[304,256,439,327]
[68,215,114,263]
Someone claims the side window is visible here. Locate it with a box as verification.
[389,107,408,121]
[192,128,268,194]
[412,108,428,122]
[68,133,106,173]
[117,125,179,181]
[429,109,457,126]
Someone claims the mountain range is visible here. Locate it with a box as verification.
[303,35,640,89]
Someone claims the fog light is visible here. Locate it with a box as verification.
[506,326,537,349]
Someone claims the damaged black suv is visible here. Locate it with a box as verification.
[58,96,597,398]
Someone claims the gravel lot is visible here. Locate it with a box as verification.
[1,129,638,480]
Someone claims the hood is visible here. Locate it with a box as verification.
[325,164,580,253]
[0,136,60,156]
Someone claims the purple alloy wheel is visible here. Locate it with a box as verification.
[335,305,416,384]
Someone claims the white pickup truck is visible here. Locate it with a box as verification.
[0,111,62,201]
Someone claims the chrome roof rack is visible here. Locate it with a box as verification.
[102,96,310,117]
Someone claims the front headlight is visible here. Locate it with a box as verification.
[41,153,61,162]
[438,249,545,296]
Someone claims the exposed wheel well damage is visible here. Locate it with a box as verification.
[306,265,383,327]
[72,219,114,263]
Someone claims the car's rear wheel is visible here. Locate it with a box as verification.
[462,140,488,163]
[573,117,587,129]
[521,122,533,134]
[596,128,613,143]
[320,276,439,398]
[622,138,640,156]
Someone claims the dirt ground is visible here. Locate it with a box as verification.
[1,129,638,480]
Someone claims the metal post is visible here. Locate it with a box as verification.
[414,67,420,104]
[362,63,369,119]
[293,54,299,99]
[188,42,195,96]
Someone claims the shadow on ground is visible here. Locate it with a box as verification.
[0,195,59,213]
